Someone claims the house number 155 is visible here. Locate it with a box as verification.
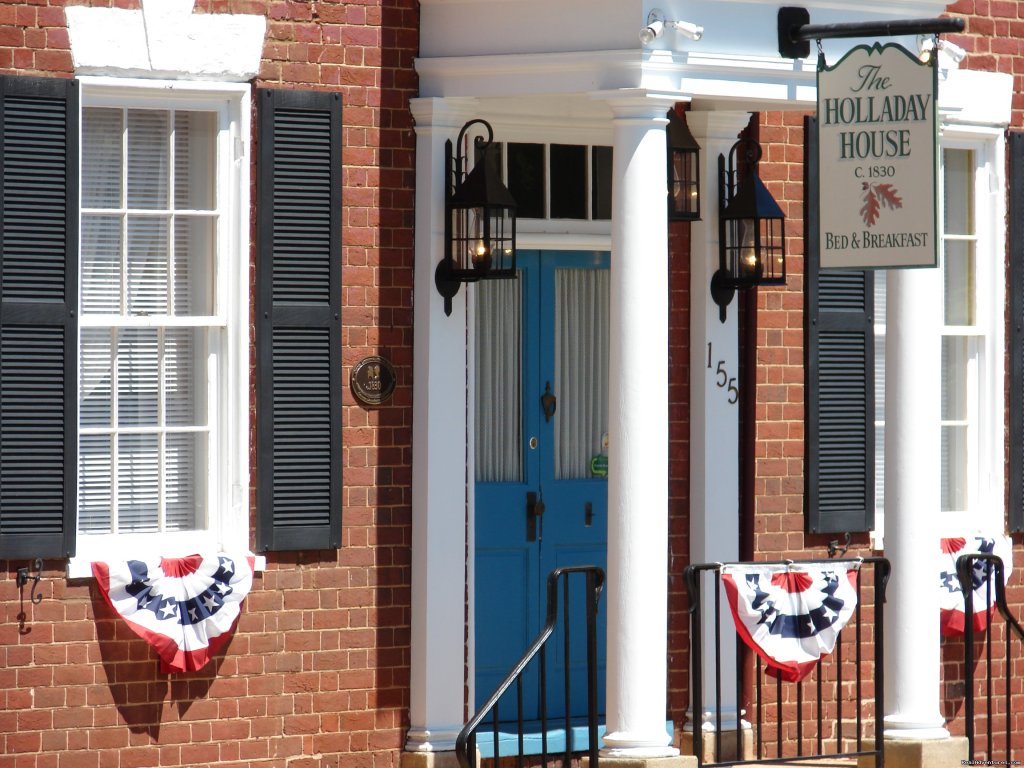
[707,343,739,405]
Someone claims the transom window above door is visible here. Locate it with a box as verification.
[478,142,613,221]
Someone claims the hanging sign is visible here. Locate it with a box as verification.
[817,43,938,269]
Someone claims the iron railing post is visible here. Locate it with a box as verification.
[684,565,705,767]
[587,569,600,768]
[958,555,977,762]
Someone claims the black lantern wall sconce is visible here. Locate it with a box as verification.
[666,109,701,222]
[711,138,786,322]
[435,119,517,316]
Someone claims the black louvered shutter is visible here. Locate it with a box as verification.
[256,89,343,552]
[0,76,79,558]
[1010,131,1024,532]
[805,116,875,534]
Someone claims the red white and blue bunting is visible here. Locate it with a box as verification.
[721,562,860,682]
[93,553,255,674]
[938,535,1013,637]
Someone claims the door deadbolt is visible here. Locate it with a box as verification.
[526,492,545,542]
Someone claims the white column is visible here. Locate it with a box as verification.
[406,97,478,753]
[882,267,950,740]
[595,89,679,759]
[685,110,752,731]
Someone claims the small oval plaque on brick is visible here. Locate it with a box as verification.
[350,356,396,406]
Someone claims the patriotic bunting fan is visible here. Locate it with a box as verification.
[93,553,255,673]
[721,562,860,682]
[938,535,1013,637]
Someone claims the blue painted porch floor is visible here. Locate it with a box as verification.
[474,721,674,759]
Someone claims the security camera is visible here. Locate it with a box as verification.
[640,17,665,45]
[917,35,967,65]
[939,39,967,63]
[672,20,704,41]
[640,9,704,45]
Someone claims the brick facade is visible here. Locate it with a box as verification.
[1,1,417,767]
[2,0,1023,766]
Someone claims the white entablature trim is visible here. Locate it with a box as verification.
[66,0,266,81]
[420,0,944,8]
[415,49,644,98]
[416,48,821,110]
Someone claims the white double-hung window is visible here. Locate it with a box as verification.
[72,82,250,569]
[874,131,1005,537]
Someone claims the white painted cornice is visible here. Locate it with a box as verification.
[937,68,1013,127]
[415,49,644,98]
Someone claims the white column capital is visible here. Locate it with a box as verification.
[410,96,482,135]
[591,88,683,122]
[684,110,752,144]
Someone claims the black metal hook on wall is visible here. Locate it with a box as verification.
[16,558,44,605]
[827,532,852,559]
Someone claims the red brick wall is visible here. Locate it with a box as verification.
[0,2,417,767]
[667,207,692,727]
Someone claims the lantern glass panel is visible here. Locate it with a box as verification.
[759,217,786,284]
[724,217,762,286]
[670,148,699,219]
[451,204,491,274]
[488,205,516,275]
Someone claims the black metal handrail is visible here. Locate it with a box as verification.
[684,557,890,767]
[456,565,605,768]
[956,553,1024,763]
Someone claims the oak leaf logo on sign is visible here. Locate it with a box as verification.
[860,182,903,226]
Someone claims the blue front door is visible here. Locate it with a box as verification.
[474,250,609,721]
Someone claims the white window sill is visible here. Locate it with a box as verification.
[66,532,265,579]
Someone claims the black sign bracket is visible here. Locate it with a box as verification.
[778,6,966,59]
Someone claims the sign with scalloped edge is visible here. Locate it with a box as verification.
[817,43,938,269]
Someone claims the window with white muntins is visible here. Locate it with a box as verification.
[72,82,250,569]
[874,132,1005,538]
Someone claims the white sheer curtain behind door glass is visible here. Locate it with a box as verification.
[555,269,609,480]
[475,277,522,483]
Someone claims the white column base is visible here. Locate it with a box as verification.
[602,747,681,760]
[602,730,680,759]
[404,728,461,753]
[682,707,744,732]
[883,715,951,741]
